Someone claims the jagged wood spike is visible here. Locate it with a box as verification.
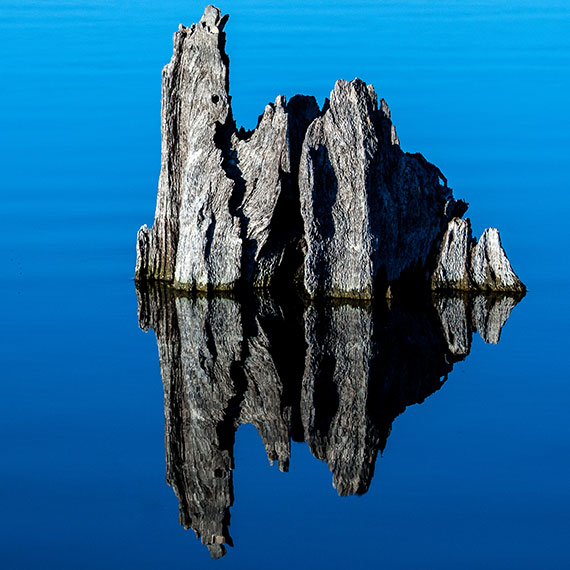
[136,5,524,299]
[431,217,526,293]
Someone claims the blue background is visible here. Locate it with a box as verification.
[1,1,569,568]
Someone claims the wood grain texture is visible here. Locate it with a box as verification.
[136,5,524,297]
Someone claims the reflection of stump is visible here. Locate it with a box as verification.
[301,303,375,496]
[140,287,240,558]
[137,282,521,557]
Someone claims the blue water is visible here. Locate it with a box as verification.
[1,1,569,568]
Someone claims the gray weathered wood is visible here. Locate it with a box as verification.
[298,79,464,298]
[431,217,525,292]
[136,5,524,298]
[135,6,319,290]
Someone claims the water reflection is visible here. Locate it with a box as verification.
[136,284,522,558]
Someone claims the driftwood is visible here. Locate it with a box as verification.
[135,5,524,298]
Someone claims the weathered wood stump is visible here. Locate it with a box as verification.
[135,5,525,298]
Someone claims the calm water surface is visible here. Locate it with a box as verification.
[1,1,569,568]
